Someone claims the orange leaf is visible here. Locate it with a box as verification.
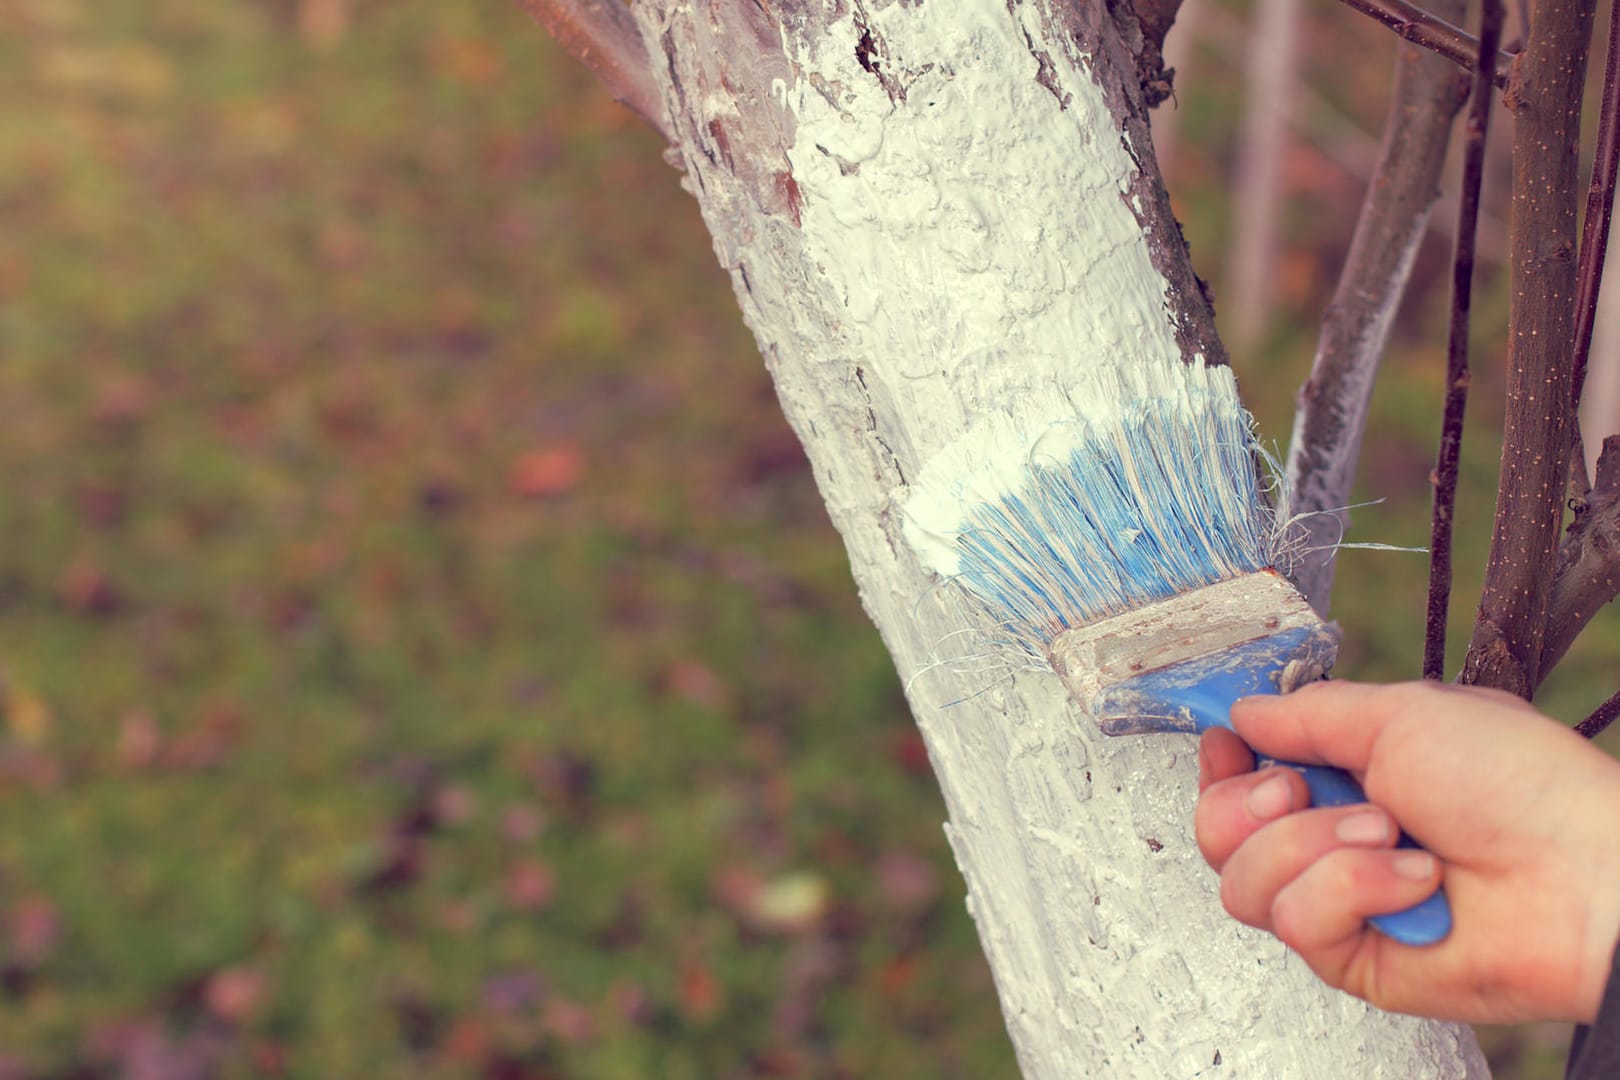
[4,681,53,747]
[678,959,722,1022]
[508,445,584,498]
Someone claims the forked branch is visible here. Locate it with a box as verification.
[1542,437,1620,683]
[1461,0,1597,696]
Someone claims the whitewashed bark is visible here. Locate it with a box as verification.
[630,1,1488,1075]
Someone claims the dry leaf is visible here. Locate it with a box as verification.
[502,860,556,912]
[4,681,52,747]
[677,959,721,1022]
[507,445,584,498]
[204,966,267,1024]
[754,872,828,934]
[661,658,731,711]
[57,558,120,615]
[116,707,162,770]
[8,894,61,967]
[876,849,940,916]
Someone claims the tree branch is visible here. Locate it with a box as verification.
[1284,0,1470,615]
[1575,687,1620,739]
[1334,0,1514,88]
[517,0,672,140]
[1421,0,1501,679]
[1567,6,1620,497]
[1540,436,1620,677]
[1127,0,1186,105]
[1460,0,1596,697]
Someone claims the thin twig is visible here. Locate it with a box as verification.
[1423,0,1502,681]
[1334,0,1513,88]
[1541,436,1620,678]
[1284,0,1469,615]
[1567,7,1620,499]
[1575,688,1620,739]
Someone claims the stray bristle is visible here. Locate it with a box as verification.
[904,365,1278,659]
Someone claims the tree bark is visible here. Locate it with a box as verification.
[623,0,1486,1073]
[1461,0,1596,696]
[1541,436,1620,676]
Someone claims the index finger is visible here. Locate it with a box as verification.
[1228,679,1465,774]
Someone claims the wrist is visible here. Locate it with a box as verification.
[1578,860,1620,1022]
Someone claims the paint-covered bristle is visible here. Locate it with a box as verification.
[904,364,1279,659]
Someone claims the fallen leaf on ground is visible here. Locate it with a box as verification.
[677,959,721,1022]
[876,849,940,916]
[205,966,268,1023]
[502,860,556,912]
[57,558,121,616]
[507,445,584,498]
[3,680,52,747]
[8,894,61,967]
[660,658,731,712]
[116,707,162,770]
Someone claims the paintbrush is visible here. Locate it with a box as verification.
[903,363,1451,946]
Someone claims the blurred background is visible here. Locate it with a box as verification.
[0,0,1615,1077]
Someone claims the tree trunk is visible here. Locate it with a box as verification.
[630,0,1487,1073]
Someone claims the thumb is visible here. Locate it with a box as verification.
[1229,680,1409,774]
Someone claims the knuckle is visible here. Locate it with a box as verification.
[1268,891,1306,947]
[1192,783,1246,867]
[1192,800,1217,861]
[1219,872,1263,928]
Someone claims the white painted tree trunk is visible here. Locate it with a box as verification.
[630,1,1488,1074]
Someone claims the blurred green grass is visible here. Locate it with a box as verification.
[0,1,1010,1075]
[0,0,1614,1077]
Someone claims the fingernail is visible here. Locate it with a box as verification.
[1335,811,1390,846]
[1246,774,1293,819]
[1230,695,1268,716]
[1393,852,1436,880]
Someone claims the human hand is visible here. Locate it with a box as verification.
[1195,678,1620,1024]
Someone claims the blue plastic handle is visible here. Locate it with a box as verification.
[1101,629,1452,947]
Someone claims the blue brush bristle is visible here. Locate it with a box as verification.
[950,394,1276,657]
